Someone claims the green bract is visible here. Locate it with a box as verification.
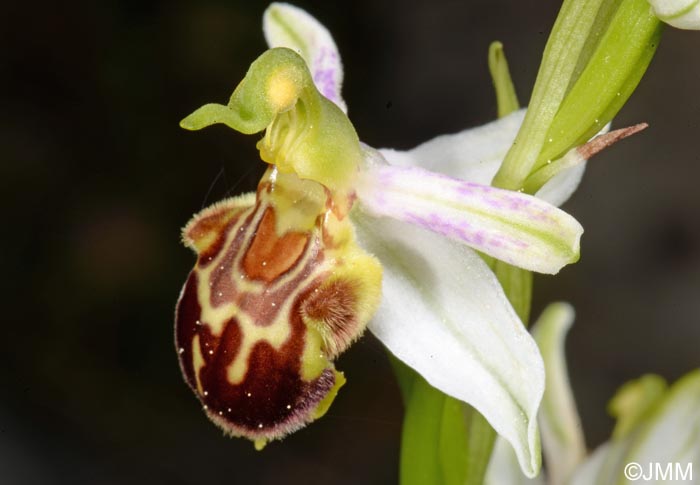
[492,0,660,192]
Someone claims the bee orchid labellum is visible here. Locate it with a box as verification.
[175,168,382,448]
[175,48,381,449]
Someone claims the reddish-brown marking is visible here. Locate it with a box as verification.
[175,268,335,438]
[301,278,359,356]
[176,188,342,439]
[186,203,251,265]
[242,207,309,282]
[175,273,203,389]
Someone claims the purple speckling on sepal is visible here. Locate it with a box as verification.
[402,210,527,255]
[313,69,337,101]
[312,47,342,105]
[355,162,581,273]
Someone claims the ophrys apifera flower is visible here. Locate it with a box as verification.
[175,2,587,472]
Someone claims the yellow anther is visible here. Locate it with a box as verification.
[267,69,301,111]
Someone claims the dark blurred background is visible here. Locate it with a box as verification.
[2,0,699,483]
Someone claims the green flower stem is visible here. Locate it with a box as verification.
[494,264,533,324]
[393,357,497,485]
[398,374,443,485]
[477,41,533,480]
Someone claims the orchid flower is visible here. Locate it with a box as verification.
[173,2,599,476]
[486,303,700,485]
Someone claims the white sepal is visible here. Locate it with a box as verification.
[352,212,544,478]
[379,109,525,186]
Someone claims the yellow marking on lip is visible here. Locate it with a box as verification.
[313,370,346,419]
[190,178,341,388]
[225,301,293,385]
[195,194,327,335]
[220,236,334,386]
[192,335,206,395]
[268,169,326,234]
[300,325,328,381]
[182,192,256,253]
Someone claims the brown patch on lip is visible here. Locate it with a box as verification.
[242,207,309,282]
[182,198,253,265]
[186,286,335,439]
[174,272,204,390]
[301,278,359,357]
